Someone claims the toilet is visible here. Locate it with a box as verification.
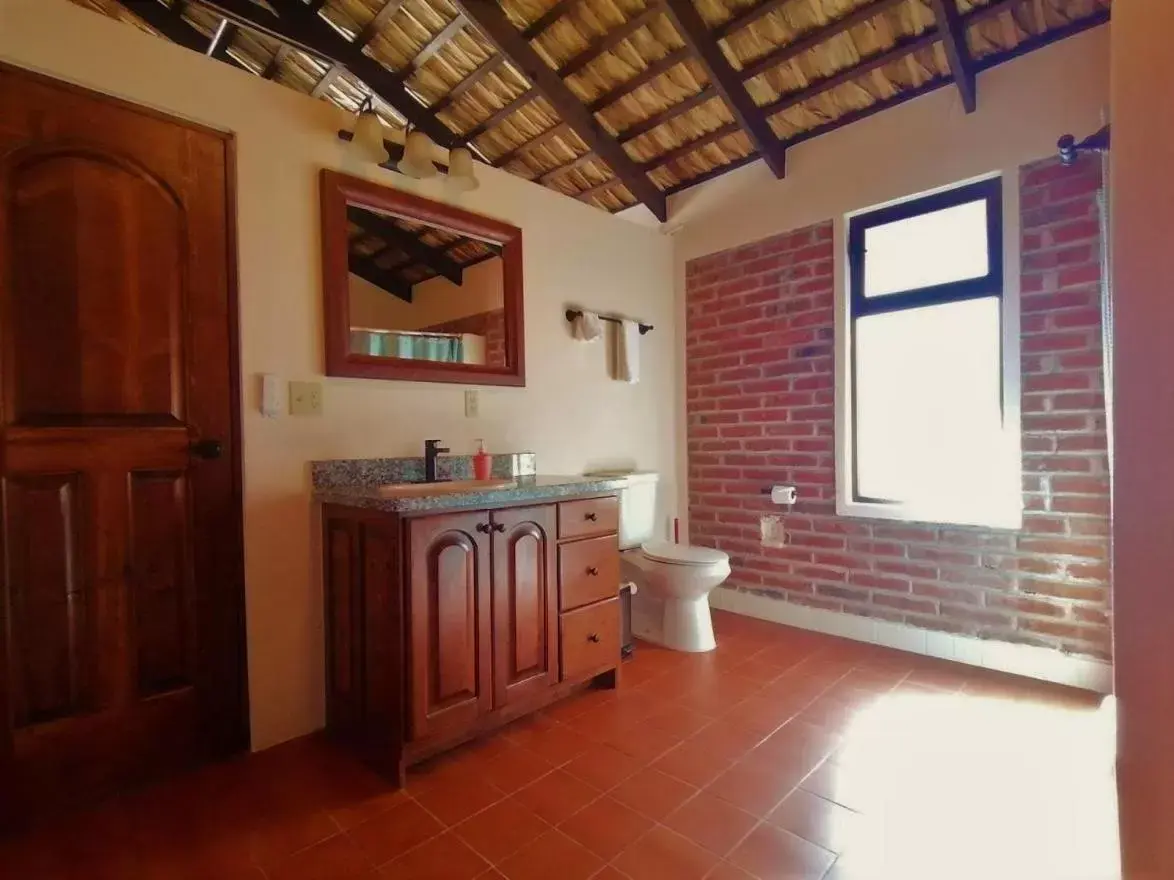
[603,471,731,653]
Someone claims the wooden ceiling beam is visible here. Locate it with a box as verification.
[454,0,666,220]
[521,0,581,40]
[617,86,716,143]
[664,0,785,177]
[493,122,572,168]
[201,0,458,146]
[348,206,464,285]
[411,15,467,72]
[930,0,977,112]
[355,0,408,47]
[588,47,691,112]
[713,0,791,41]
[431,55,507,112]
[759,0,1016,118]
[539,150,599,185]
[558,3,666,80]
[350,255,414,303]
[462,90,536,140]
[643,121,739,170]
[739,0,906,82]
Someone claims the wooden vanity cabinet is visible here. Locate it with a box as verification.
[322,494,620,782]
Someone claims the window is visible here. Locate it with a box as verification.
[840,177,1021,528]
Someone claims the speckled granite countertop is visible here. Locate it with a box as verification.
[314,474,627,514]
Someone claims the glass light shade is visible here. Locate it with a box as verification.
[446,146,479,192]
[398,129,438,179]
[351,107,390,165]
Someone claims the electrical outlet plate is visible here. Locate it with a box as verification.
[289,380,323,416]
[464,390,479,418]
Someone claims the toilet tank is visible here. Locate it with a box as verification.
[616,471,660,550]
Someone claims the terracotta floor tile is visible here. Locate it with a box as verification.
[663,791,759,857]
[382,832,490,880]
[348,799,445,867]
[564,743,645,792]
[728,824,836,880]
[1,614,1120,880]
[704,861,758,880]
[706,760,805,818]
[767,789,861,855]
[267,833,377,880]
[558,796,653,861]
[410,771,505,826]
[453,797,551,865]
[652,740,734,788]
[478,744,555,794]
[611,825,720,880]
[495,829,603,880]
[609,767,698,821]
[512,770,600,825]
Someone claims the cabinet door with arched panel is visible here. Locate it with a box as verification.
[491,506,558,709]
[407,511,492,742]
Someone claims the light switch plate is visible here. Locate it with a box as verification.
[465,390,479,418]
[289,380,323,416]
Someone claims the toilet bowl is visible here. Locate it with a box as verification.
[622,541,730,653]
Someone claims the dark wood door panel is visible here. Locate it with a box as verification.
[408,512,491,741]
[7,149,186,424]
[127,470,195,697]
[491,505,557,708]
[0,64,245,821]
[2,473,87,729]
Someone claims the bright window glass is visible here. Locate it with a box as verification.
[854,297,1011,512]
[863,199,990,297]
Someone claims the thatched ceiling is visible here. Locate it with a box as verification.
[74,0,1111,221]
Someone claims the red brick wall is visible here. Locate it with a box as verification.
[684,156,1110,660]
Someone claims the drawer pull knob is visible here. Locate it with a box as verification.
[587,633,601,643]
[585,512,598,522]
[475,522,491,534]
[586,566,599,576]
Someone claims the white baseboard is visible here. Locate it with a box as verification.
[709,586,1113,694]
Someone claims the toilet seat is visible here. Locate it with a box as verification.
[641,541,728,567]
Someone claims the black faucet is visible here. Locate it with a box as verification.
[424,439,450,482]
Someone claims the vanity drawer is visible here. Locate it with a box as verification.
[559,496,619,540]
[561,598,620,682]
[559,535,619,611]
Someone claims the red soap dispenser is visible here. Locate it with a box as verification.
[473,439,492,480]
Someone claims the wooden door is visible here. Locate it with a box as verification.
[407,511,492,741]
[491,505,558,708]
[0,66,244,818]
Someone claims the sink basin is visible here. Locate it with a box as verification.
[376,479,514,497]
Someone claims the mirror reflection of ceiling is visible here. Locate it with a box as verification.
[346,205,502,303]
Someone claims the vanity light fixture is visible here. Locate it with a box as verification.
[446,146,480,193]
[350,96,390,165]
[398,126,439,180]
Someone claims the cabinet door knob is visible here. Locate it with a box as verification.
[585,512,598,522]
[586,566,599,576]
[587,633,601,643]
[493,522,507,533]
[475,522,491,534]
[190,438,223,460]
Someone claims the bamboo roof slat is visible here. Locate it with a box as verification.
[77,0,1111,220]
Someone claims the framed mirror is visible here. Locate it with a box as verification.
[320,170,525,386]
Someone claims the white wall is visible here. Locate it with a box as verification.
[665,25,1111,539]
[0,0,677,750]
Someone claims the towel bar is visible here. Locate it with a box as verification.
[565,308,654,335]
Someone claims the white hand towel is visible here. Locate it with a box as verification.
[614,319,640,384]
[572,310,602,342]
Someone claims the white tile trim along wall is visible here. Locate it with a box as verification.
[709,586,1112,693]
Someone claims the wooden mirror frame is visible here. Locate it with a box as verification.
[320,170,525,386]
